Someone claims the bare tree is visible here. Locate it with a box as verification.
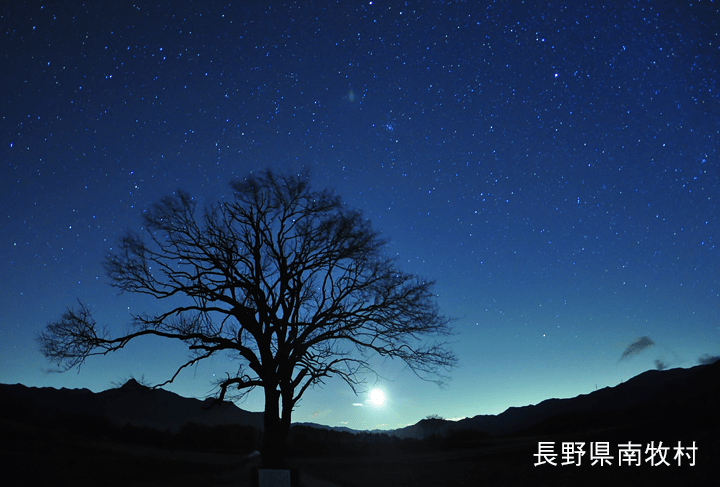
[39,170,456,467]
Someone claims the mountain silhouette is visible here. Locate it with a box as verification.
[0,378,263,432]
[392,359,720,440]
[2,360,719,439]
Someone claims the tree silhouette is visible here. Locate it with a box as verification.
[38,170,456,467]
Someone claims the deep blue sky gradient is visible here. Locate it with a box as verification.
[2,0,719,430]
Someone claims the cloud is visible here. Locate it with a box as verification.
[698,354,720,365]
[654,359,667,371]
[310,408,333,418]
[620,336,655,361]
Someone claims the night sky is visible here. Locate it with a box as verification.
[3,1,720,431]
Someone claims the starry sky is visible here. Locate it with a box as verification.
[2,1,720,431]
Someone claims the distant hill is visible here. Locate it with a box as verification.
[2,360,719,439]
[392,359,720,440]
[293,422,363,434]
[0,378,263,432]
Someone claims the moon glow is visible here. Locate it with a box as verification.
[368,388,386,407]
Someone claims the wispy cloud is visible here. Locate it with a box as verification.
[620,336,655,361]
[698,354,720,365]
[310,408,333,418]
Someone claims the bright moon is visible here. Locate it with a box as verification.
[368,388,386,407]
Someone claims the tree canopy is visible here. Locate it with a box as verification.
[39,170,456,466]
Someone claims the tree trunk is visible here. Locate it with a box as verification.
[261,386,287,468]
[279,387,293,455]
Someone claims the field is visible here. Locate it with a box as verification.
[291,431,713,487]
[4,411,714,487]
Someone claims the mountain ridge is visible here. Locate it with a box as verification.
[2,360,719,439]
[0,378,264,432]
[392,360,720,439]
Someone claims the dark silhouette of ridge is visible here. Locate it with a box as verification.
[0,378,263,432]
[2,360,718,440]
[391,360,720,439]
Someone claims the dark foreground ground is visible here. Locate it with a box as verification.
[2,412,717,487]
[292,429,716,487]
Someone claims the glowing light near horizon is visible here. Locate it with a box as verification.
[368,388,386,407]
